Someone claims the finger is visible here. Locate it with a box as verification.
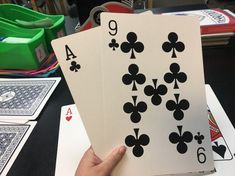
[84,146,102,165]
[98,145,126,175]
[75,146,102,175]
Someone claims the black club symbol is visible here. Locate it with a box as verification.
[166,94,189,121]
[194,132,204,144]
[162,32,185,58]
[169,126,193,154]
[70,61,81,72]
[109,39,119,51]
[121,32,144,59]
[122,64,146,91]
[125,128,150,157]
[123,96,147,123]
[144,79,167,106]
[164,63,187,89]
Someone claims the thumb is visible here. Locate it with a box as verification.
[99,145,126,175]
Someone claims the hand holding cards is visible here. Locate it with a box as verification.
[52,13,214,176]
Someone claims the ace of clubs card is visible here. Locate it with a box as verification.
[99,13,214,176]
[51,27,104,155]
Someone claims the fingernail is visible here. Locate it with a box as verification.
[118,146,126,155]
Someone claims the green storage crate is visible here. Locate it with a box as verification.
[0,4,66,52]
[0,20,48,70]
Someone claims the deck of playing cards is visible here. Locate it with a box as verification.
[0,77,60,176]
[0,77,61,120]
[52,13,215,176]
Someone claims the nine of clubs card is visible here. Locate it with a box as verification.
[100,13,214,176]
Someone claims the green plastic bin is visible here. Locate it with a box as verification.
[0,20,48,70]
[0,4,66,52]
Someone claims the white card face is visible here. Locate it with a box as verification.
[0,121,36,176]
[206,85,235,176]
[0,78,60,120]
[51,27,104,154]
[100,13,214,176]
[55,104,90,176]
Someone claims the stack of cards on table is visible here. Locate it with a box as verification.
[162,8,235,46]
[52,13,215,175]
[55,85,235,176]
[0,77,60,176]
